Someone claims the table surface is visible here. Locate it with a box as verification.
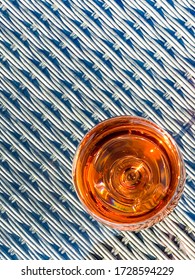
[0,0,194,260]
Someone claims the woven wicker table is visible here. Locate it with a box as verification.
[0,0,194,260]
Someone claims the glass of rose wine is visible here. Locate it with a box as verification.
[72,116,185,231]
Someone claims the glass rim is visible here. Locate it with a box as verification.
[72,115,186,231]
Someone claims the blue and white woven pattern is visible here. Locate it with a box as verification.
[0,0,194,260]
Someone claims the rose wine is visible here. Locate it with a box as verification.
[72,116,185,230]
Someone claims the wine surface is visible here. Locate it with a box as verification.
[73,117,183,228]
